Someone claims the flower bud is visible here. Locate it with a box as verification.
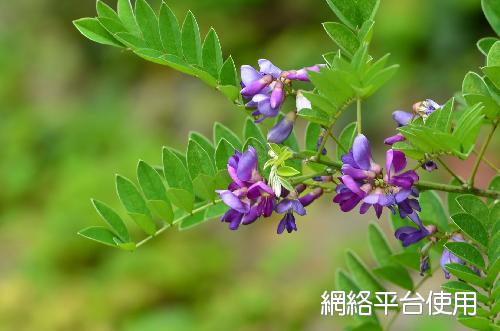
[267,112,297,144]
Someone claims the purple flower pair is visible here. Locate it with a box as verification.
[217,147,275,230]
[241,60,322,144]
[333,134,420,219]
[275,187,323,234]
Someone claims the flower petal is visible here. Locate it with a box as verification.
[392,111,413,126]
[258,59,282,78]
[352,134,372,170]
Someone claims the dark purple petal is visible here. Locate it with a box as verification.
[241,205,261,225]
[267,112,296,144]
[342,164,370,180]
[384,133,406,145]
[352,134,372,170]
[392,111,413,126]
[275,199,292,214]
[386,149,407,178]
[247,181,274,199]
[359,202,371,214]
[299,188,323,207]
[374,204,383,218]
[422,160,438,172]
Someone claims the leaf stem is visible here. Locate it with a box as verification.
[436,157,465,184]
[472,150,499,173]
[356,97,362,134]
[469,120,498,187]
[136,200,221,248]
[327,130,348,154]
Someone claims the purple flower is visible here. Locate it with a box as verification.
[420,255,430,276]
[422,160,438,172]
[267,112,297,144]
[217,147,275,230]
[285,65,323,81]
[277,213,297,234]
[274,187,323,234]
[394,212,435,247]
[440,234,481,279]
[333,134,420,219]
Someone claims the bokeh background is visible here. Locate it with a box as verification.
[0,0,498,330]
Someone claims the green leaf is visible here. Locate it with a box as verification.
[159,1,182,56]
[335,269,360,293]
[448,178,463,215]
[243,118,266,145]
[477,37,498,56]
[213,122,241,149]
[215,138,236,171]
[357,0,380,23]
[463,71,490,96]
[96,1,120,21]
[202,28,223,78]
[345,250,385,293]
[187,139,216,179]
[456,195,491,227]
[323,22,360,57]
[487,175,500,205]
[349,323,383,331]
[419,190,449,230]
[324,0,362,30]
[277,166,300,177]
[117,0,140,35]
[192,174,217,201]
[336,122,357,161]
[162,147,193,192]
[135,0,163,50]
[179,203,227,230]
[488,41,500,67]
[483,66,500,90]
[92,199,130,242]
[482,0,500,36]
[137,160,173,223]
[305,122,322,151]
[115,32,147,48]
[445,242,486,270]
[189,132,215,162]
[373,265,414,291]
[490,203,500,229]
[166,188,194,213]
[73,18,122,47]
[391,251,420,271]
[367,223,393,266]
[219,56,238,87]
[442,281,488,304]
[445,263,487,289]
[78,226,119,247]
[181,11,202,65]
[116,175,155,235]
[451,213,488,248]
[425,98,454,133]
[458,316,491,331]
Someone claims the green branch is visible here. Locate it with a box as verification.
[469,119,498,187]
[356,97,362,134]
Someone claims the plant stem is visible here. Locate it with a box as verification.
[315,125,333,160]
[472,150,499,173]
[327,130,348,154]
[436,157,465,184]
[469,120,498,187]
[136,200,221,248]
[356,97,362,134]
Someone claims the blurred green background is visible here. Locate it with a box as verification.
[0,0,498,330]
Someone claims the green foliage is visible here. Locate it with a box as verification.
[395,99,485,160]
[73,0,241,103]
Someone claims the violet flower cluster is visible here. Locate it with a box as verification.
[217,147,323,234]
[240,59,322,144]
